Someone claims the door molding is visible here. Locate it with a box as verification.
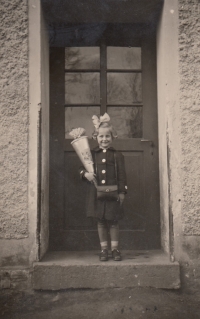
[38,3,178,258]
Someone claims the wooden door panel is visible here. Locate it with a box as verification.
[64,152,95,229]
[62,230,100,250]
[120,151,145,230]
[49,31,161,251]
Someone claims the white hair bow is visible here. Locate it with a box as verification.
[92,113,110,129]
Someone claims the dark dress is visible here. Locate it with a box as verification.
[79,146,127,221]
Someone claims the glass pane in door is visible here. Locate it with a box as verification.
[107,73,142,104]
[107,106,143,138]
[65,106,100,139]
[65,73,100,104]
[107,47,141,70]
[65,47,100,69]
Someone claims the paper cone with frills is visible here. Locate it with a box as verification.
[71,135,94,174]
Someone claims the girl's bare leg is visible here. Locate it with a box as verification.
[109,220,119,251]
[97,219,108,250]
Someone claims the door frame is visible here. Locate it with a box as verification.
[30,1,180,260]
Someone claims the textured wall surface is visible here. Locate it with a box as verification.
[179,0,200,235]
[0,0,28,238]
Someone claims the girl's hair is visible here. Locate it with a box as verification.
[92,122,118,140]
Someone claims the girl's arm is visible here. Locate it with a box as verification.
[79,167,87,179]
[79,167,96,182]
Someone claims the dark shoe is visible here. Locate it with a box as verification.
[99,249,108,261]
[112,249,121,261]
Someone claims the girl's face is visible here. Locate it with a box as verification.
[97,127,113,149]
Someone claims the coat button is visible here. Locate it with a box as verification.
[102,159,106,163]
[103,149,107,153]
[102,170,106,174]
[101,180,105,184]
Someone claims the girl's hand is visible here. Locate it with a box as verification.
[118,193,125,205]
[84,172,96,182]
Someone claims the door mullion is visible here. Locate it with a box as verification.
[100,42,107,115]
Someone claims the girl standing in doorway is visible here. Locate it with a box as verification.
[79,113,128,261]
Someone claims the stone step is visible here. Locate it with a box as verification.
[33,250,180,290]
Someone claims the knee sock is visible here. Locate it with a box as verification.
[97,220,108,250]
[109,221,119,251]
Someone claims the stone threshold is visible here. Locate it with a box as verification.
[33,250,180,290]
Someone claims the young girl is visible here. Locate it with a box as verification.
[79,114,127,261]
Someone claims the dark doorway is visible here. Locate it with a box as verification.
[49,24,160,251]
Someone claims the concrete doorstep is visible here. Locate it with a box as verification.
[33,250,180,290]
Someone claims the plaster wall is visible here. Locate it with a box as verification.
[157,0,200,290]
[176,0,200,289]
[0,0,28,239]
[179,0,200,237]
[0,0,47,268]
[0,0,36,267]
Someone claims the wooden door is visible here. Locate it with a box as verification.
[49,26,160,251]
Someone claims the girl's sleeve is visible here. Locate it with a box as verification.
[116,151,128,194]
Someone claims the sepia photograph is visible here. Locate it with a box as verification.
[0,0,200,318]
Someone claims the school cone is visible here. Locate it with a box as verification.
[71,135,97,187]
